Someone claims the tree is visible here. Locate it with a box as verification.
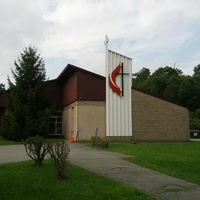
[178,64,200,110]
[133,67,151,82]
[190,109,200,130]
[149,66,183,103]
[1,46,52,140]
[132,67,151,92]
[179,76,198,109]
[0,83,5,92]
[193,64,200,77]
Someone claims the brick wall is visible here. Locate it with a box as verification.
[132,89,189,141]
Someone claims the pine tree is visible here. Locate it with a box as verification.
[0,83,5,92]
[1,46,52,140]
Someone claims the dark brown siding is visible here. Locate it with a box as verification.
[77,71,105,101]
[45,81,62,107]
[62,73,78,106]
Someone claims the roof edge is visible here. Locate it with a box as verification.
[57,64,105,82]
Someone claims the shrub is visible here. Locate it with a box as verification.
[100,137,109,148]
[91,135,101,146]
[91,135,109,148]
[48,141,70,179]
[23,135,49,165]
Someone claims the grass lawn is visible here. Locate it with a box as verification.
[0,160,156,200]
[107,141,200,185]
[0,137,22,145]
[0,137,66,146]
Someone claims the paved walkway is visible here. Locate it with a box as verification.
[0,143,200,200]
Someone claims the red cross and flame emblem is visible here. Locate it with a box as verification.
[108,63,121,97]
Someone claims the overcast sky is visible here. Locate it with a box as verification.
[1,0,200,87]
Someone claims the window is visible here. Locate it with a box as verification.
[49,115,62,135]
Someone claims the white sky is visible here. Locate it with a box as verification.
[1,0,200,87]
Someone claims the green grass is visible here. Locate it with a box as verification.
[0,137,22,145]
[0,137,66,146]
[107,141,200,185]
[0,160,156,200]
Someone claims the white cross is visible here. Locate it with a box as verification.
[104,35,109,45]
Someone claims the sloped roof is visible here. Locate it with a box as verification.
[56,64,105,83]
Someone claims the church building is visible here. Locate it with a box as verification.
[44,64,189,141]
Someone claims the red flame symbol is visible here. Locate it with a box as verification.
[109,64,121,96]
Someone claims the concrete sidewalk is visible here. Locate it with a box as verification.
[0,143,200,200]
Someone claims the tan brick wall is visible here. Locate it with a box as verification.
[132,89,189,141]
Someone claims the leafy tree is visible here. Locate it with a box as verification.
[133,67,151,82]
[132,67,151,92]
[177,63,200,110]
[193,64,200,77]
[179,76,198,109]
[133,66,183,103]
[190,109,200,130]
[1,46,52,140]
[149,66,183,103]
